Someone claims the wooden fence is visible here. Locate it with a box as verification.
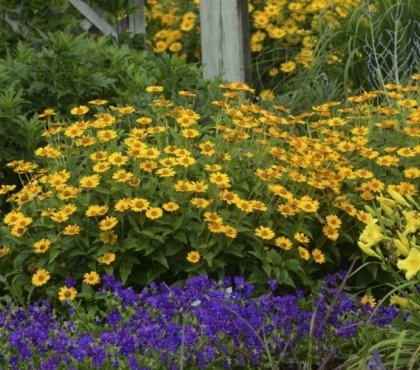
[1,0,251,84]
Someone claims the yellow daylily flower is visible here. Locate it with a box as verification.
[396,247,420,280]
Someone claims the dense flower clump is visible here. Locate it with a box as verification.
[0,274,400,369]
[0,78,419,303]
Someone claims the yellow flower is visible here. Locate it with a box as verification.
[397,247,420,279]
[390,294,420,309]
[255,226,275,240]
[274,236,293,250]
[97,129,118,142]
[187,251,200,263]
[108,152,128,166]
[162,202,179,212]
[145,207,163,220]
[357,215,386,259]
[32,269,50,287]
[259,89,275,101]
[156,168,176,177]
[58,286,78,302]
[280,61,297,73]
[326,214,342,229]
[209,172,231,188]
[360,295,377,307]
[112,169,133,182]
[146,85,164,93]
[70,105,89,115]
[83,271,101,285]
[191,198,211,209]
[402,210,420,236]
[203,211,223,224]
[99,216,118,230]
[33,238,51,254]
[63,224,81,235]
[130,198,150,212]
[38,108,57,118]
[85,205,109,217]
[79,174,100,188]
[393,233,411,257]
[88,99,108,105]
[98,252,116,265]
[0,246,11,257]
[298,247,310,261]
[312,249,326,264]
[294,232,310,244]
[224,225,238,239]
[115,198,131,212]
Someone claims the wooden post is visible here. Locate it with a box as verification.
[116,0,146,42]
[128,0,146,36]
[200,0,251,83]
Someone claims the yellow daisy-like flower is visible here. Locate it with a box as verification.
[312,249,326,264]
[63,224,81,235]
[88,99,108,105]
[99,216,118,231]
[83,271,101,285]
[115,198,131,212]
[360,295,377,307]
[255,226,275,240]
[145,207,163,220]
[187,251,200,263]
[136,117,153,125]
[58,286,78,302]
[38,108,57,118]
[298,247,310,261]
[325,215,342,229]
[274,236,293,250]
[130,198,150,212]
[146,85,164,93]
[98,252,116,265]
[70,105,89,115]
[280,60,296,73]
[85,205,109,217]
[108,152,129,167]
[162,202,179,212]
[112,169,133,182]
[97,129,118,142]
[191,198,211,209]
[156,168,176,177]
[32,269,50,287]
[79,174,100,188]
[209,172,231,188]
[294,232,310,244]
[322,225,340,241]
[93,162,111,173]
[224,225,238,239]
[33,238,51,254]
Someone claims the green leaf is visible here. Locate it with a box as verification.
[119,264,133,284]
[151,251,168,268]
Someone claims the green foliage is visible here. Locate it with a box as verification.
[0,77,418,304]
[0,31,218,215]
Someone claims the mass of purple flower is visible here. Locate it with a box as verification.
[1,273,397,370]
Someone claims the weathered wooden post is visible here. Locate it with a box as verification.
[199,0,251,83]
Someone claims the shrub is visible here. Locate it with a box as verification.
[0,31,219,213]
[0,76,418,304]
